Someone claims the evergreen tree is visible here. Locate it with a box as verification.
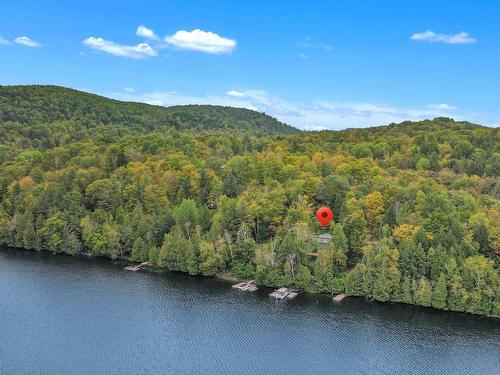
[399,242,427,279]
[344,210,366,265]
[428,246,448,281]
[172,199,199,238]
[186,238,200,276]
[131,237,147,262]
[23,214,37,249]
[314,246,334,292]
[414,278,432,307]
[400,277,414,304]
[473,223,490,256]
[331,246,348,275]
[447,275,467,312]
[295,265,313,290]
[199,240,223,276]
[331,223,348,254]
[372,268,400,302]
[431,274,448,309]
[345,263,370,296]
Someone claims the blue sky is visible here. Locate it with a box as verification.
[1,0,499,130]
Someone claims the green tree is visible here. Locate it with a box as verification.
[460,255,496,315]
[186,238,200,276]
[370,247,401,302]
[172,199,199,237]
[22,210,37,249]
[314,246,334,292]
[399,242,428,279]
[131,237,147,262]
[345,263,370,296]
[199,240,224,276]
[428,246,448,281]
[331,223,348,254]
[344,210,366,265]
[400,277,414,304]
[431,274,448,309]
[85,178,122,215]
[473,223,490,256]
[316,175,350,220]
[362,191,385,237]
[295,265,313,290]
[41,212,66,253]
[447,274,467,312]
[414,278,432,307]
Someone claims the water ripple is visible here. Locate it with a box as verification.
[1,248,499,375]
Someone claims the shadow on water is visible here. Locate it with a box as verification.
[1,247,499,375]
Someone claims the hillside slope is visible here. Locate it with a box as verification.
[0,85,297,134]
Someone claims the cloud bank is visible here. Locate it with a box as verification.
[111,88,464,130]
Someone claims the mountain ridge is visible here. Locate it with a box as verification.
[1,85,495,136]
[0,85,298,134]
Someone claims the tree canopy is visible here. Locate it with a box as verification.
[0,85,499,317]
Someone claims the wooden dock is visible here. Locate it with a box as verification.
[232,280,258,292]
[333,293,346,302]
[124,261,150,272]
[269,287,299,300]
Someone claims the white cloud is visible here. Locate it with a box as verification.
[136,25,159,41]
[164,29,236,54]
[298,53,309,59]
[14,36,41,47]
[83,37,158,59]
[297,36,332,53]
[226,90,246,98]
[123,87,136,93]
[430,103,457,110]
[110,89,478,130]
[411,31,476,44]
[0,36,10,45]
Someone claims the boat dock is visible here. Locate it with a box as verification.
[332,293,346,302]
[124,261,150,272]
[232,280,258,292]
[269,287,299,300]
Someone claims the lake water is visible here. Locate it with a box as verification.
[0,247,499,375]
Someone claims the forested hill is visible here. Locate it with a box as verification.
[343,116,490,137]
[0,84,499,317]
[0,85,297,134]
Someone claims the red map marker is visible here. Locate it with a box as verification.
[316,207,333,228]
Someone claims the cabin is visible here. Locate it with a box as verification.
[316,233,332,245]
[308,233,332,259]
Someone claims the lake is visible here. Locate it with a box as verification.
[0,247,499,375]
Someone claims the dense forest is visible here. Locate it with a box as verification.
[0,85,498,317]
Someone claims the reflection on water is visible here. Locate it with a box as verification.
[1,247,499,375]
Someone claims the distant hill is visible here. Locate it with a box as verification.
[342,117,491,136]
[1,85,496,153]
[0,85,298,134]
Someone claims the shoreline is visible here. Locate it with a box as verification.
[1,245,498,321]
